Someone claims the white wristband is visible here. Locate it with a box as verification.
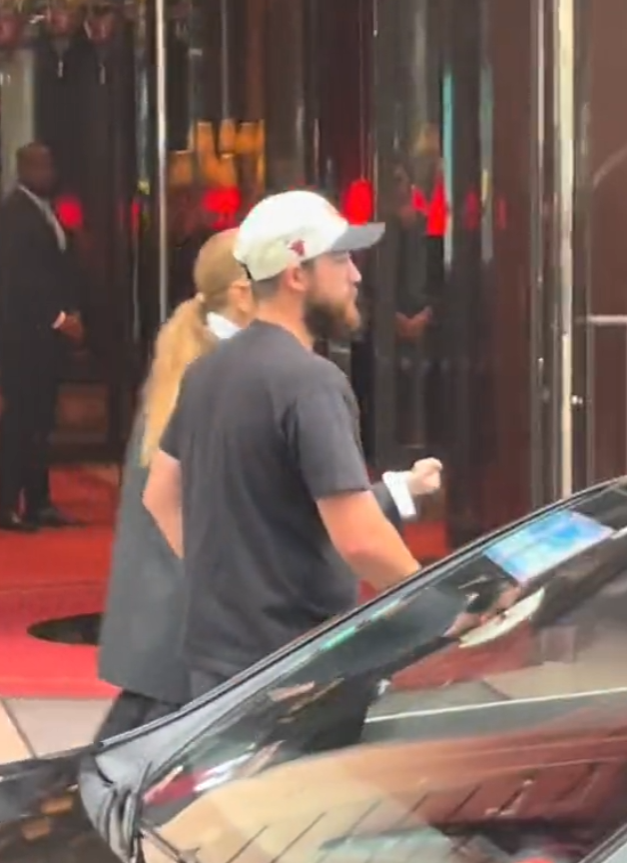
[382,471,418,521]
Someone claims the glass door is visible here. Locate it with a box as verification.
[571,0,627,487]
[370,0,543,545]
[368,0,445,473]
[309,1,372,386]
[148,0,551,545]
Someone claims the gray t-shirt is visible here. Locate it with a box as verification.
[161,320,371,678]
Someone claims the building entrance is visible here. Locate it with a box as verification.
[156,0,547,546]
[0,0,561,547]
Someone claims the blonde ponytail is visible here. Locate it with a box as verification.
[140,228,244,465]
[140,296,218,466]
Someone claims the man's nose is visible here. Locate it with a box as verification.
[349,258,362,284]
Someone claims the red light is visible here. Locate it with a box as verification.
[426,176,448,236]
[411,187,429,215]
[130,198,141,234]
[412,176,448,236]
[201,186,241,229]
[462,189,481,231]
[342,179,374,225]
[341,176,449,236]
[496,196,507,230]
[55,194,83,231]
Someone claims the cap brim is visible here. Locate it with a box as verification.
[329,222,386,254]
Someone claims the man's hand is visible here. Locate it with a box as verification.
[395,312,412,339]
[396,307,432,341]
[407,457,443,498]
[406,307,432,338]
[58,313,84,345]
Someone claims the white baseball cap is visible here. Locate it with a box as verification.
[233,189,385,281]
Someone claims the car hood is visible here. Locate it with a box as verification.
[79,586,468,863]
[0,749,85,823]
[0,746,120,863]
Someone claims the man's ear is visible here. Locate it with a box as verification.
[284,264,309,296]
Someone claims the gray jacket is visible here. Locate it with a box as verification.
[98,413,190,705]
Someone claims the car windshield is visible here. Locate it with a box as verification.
[139,481,627,863]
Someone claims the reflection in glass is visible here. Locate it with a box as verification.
[165,1,268,311]
[374,0,448,455]
[140,481,627,863]
[391,125,445,448]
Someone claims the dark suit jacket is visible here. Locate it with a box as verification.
[0,187,80,369]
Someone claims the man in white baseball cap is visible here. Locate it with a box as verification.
[235,191,384,273]
[144,190,441,706]
[232,189,384,341]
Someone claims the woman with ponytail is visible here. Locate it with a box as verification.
[96,229,254,739]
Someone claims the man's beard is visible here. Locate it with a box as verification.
[303,296,362,342]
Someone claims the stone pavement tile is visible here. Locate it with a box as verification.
[5,698,112,756]
[0,701,31,762]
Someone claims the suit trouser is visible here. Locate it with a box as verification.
[0,358,59,515]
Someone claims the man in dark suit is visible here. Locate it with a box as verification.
[0,143,84,532]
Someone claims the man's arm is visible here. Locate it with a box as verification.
[285,370,420,592]
[143,449,183,557]
[317,491,419,590]
[371,481,403,532]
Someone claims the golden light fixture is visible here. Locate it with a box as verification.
[174,118,265,193]
[218,118,236,155]
[199,149,236,188]
[168,150,194,188]
[193,120,215,157]
[234,122,256,156]
[191,120,236,187]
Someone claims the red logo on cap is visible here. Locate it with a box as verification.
[289,239,306,257]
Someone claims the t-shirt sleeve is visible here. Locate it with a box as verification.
[285,367,371,500]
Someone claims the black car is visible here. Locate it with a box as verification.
[4,479,627,863]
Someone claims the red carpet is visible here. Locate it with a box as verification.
[0,468,117,698]
[0,468,449,699]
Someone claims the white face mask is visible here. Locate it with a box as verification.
[207,312,240,340]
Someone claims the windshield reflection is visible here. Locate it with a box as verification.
[136,482,627,863]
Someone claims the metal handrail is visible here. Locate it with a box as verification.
[585,315,627,326]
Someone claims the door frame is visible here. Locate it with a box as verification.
[530,0,578,505]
